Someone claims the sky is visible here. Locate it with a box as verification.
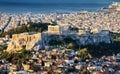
[0,0,118,3]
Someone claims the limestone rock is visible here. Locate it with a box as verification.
[7,32,42,52]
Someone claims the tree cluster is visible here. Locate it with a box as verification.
[0,22,52,37]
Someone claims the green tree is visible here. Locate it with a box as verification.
[77,48,91,61]
[68,42,74,49]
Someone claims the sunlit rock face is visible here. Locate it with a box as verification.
[7,32,42,52]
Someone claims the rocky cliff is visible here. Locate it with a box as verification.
[7,32,42,52]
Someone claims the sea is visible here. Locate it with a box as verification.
[0,2,115,14]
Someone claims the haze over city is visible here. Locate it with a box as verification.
[0,0,120,74]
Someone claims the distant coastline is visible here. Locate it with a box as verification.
[0,3,110,14]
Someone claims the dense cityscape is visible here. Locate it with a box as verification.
[0,2,120,74]
[0,2,120,33]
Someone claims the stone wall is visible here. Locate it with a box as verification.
[7,33,42,52]
[12,33,41,41]
[6,29,112,52]
[48,25,60,34]
[41,30,112,47]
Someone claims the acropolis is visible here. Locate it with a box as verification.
[7,32,42,52]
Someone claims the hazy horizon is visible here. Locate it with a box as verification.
[0,0,118,4]
[0,0,119,13]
